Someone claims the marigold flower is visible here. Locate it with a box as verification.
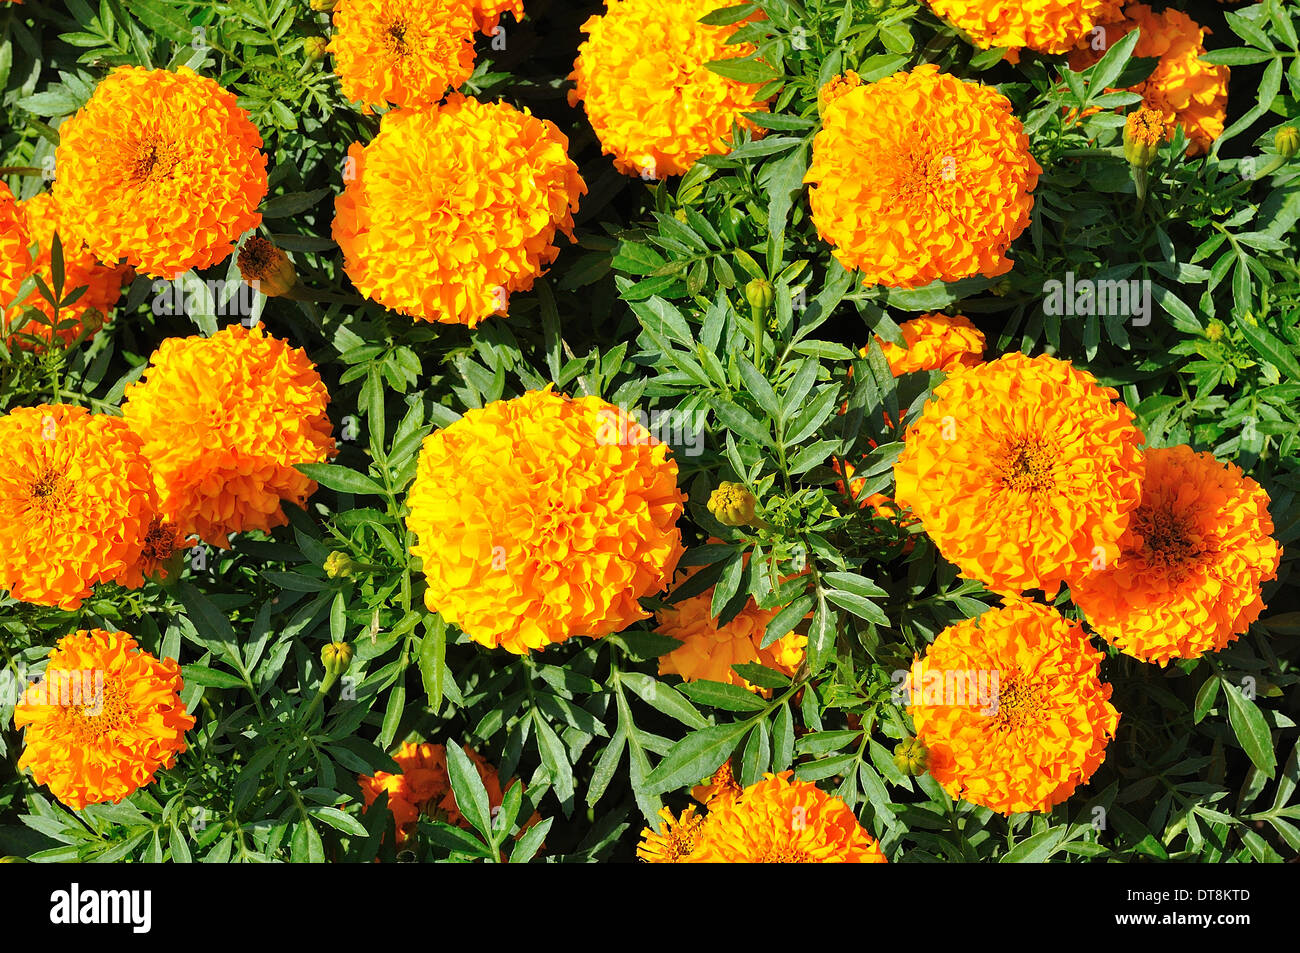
[333,96,585,326]
[894,352,1145,597]
[237,236,298,298]
[707,481,760,527]
[637,805,708,862]
[865,312,986,376]
[0,405,159,610]
[656,572,807,694]
[806,65,1041,288]
[2,192,132,348]
[406,389,686,654]
[689,772,888,862]
[14,629,194,811]
[1070,445,1281,665]
[121,325,335,547]
[907,601,1119,815]
[692,760,743,807]
[1068,5,1228,156]
[567,0,771,178]
[53,66,268,279]
[358,742,509,845]
[927,0,1124,56]
[471,0,523,34]
[328,0,477,110]
[1124,104,1168,168]
[0,182,33,328]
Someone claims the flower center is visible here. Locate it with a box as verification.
[758,844,812,863]
[892,144,951,203]
[996,437,1058,494]
[1133,505,1211,576]
[385,19,410,55]
[128,135,180,185]
[57,675,129,741]
[991,677,1042,730]
[143,518,180,564]
[27,466,69,512]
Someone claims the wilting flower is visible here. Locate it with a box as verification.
[893,352,1146,597]
[2,192,132,347]
[866,312,986,376]
[1070,445,1281,665]
[358,742,507,845]
[14,629,194,811]
[237,236,299,298]
[927,0,1124,57]
[689,772,888,863]
[907,601,1119,815]
[656,571,806,693]
[406,389,686,654]
[1068,4,1228,156]
[0,405,159,610]
[806,65,1041,288]
[333,96,585,326]
[138,516,183,581]
[121,325,335,547]
[328,0,477,110]
[53,66,268,278]
[568,0,770,178]
[637,804,708,862]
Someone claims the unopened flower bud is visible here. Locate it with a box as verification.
[893,737,928,776]
[708,481,759,527]
[1204,319,1226,342]
[1124,105,1166,170]
[321,642,353,680]
[745,278,774,317]
[237,236,298,298]
[309,0,338,10]
[303,36,329,63]
[324,551,357,579]
[1276,126,1299,159]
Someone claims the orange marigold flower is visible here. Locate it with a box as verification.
[928,0,1124,56]
[0,182,33,326]
[0,405,159,610]
[806,65,1041,289]
[692,760,743,807]
[893,352,1146,597]
[907,601,1119,815]
[567,0,771,178]
[328,0,477,110]
[406,389,686,654]
[121,325,335,548]
[333,96,585,326]
[1068,4,1228,156]
[865,312,986,377]
[637,804,708,862]
[689,772,888,863]
[471,0,523,34]
[656,573,807,693]
[358,742,507,845]
[53,66,267,279]
[3,192,132,348]
[14,629,194,811]
[1070,445,1281,665]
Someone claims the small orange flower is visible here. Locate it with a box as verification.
[907,601,1119,815]
[121,325,335,547]
[692,761,743,807]
[15,629,194,811]
[689,772,888,863]
[0,405,159,610]
[637,804,707,862]
[1070,445,1281,665]
[333,96,585,326]
[806,65,1041,288]
[865,313,986,377]
[568,0,771,177]
[358,742,507,845]
[53,66,268,278]
[893,352,1146,598]
[471,0,523,34]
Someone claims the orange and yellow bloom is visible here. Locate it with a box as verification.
[867,312,986,377]
[927,0,1124,57]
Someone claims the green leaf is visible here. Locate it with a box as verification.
[1222,677,1276,778]
[179,665,245,690]
[509,817,553,863]
[643,721,753,795]
[296,463,388,497]
[619,672,709,729]
[1001,827,1069,863]
[1236,316,1300,381]
[445,741,495,839]
[679,679,769,712]
[417,616,447,713]
[704,56,779,84]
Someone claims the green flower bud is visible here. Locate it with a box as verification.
[893,738,928,776]
[320,642,353,680]
[1275,126,1299,159]
[708,481,759,527]
[309,0,338,11]
[324,551,357,579]
[303,36,329,63]
[745,278,774,317]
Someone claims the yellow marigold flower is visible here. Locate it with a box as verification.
[928,0,1124,56]
[3,192,132,348]
[806,65,1041,289]
[328,0,477,110]
[567,0,771,178]
[907,601,1119,815]
[865,312,986,376]
[406,389,686,654]
[0,405,159,610]
[333,96,585,327]
[893,352,1145,598]
[0,182,33,327]
[358,742,512,845]
[121,325,335,548]
[656,571,807,694]
[689,772,888,863]
[471,0,523,34]
[1070,445,1281,665]
[53,66,267,279]
[1068,4,1228,156]
[1124,104,1168,168]
[637,804,707,862]
[14,629,194,811]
